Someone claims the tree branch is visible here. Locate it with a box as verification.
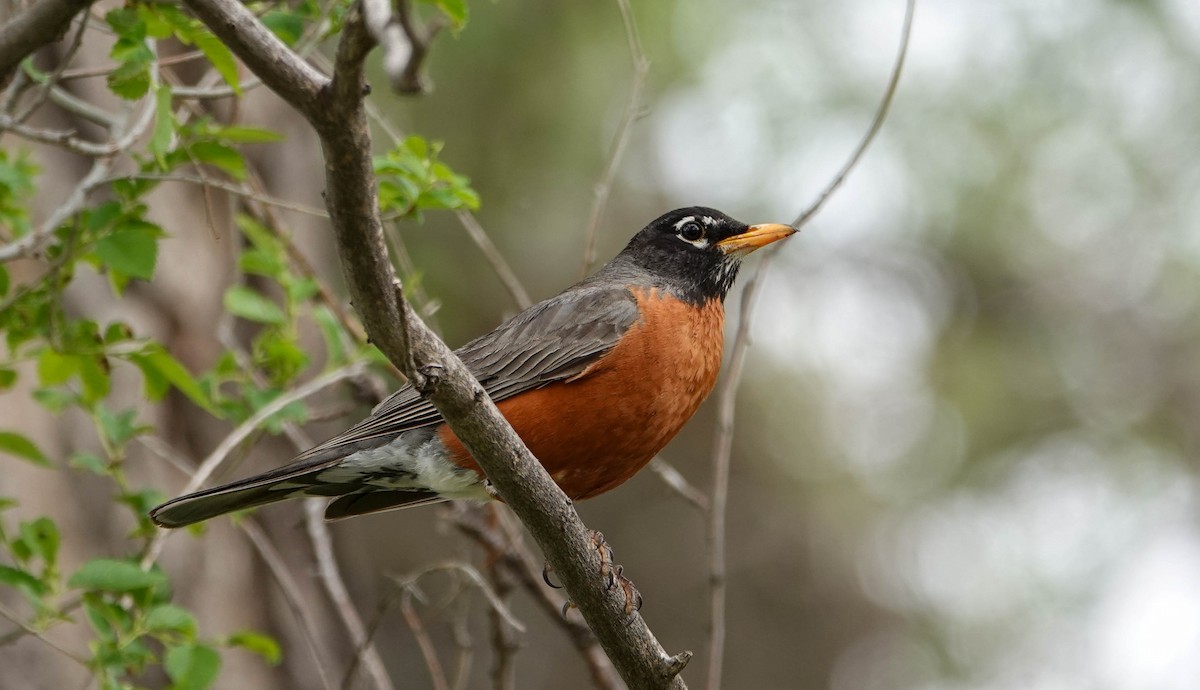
[305,500,397,690]
[180,0,690,686]
[703,3,915,687]
[450,504,622,690]
[179,0,326,116]
[0,0,94,86]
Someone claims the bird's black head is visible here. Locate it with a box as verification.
[603,207,796,304]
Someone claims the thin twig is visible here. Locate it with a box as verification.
[578,0,649,278]
[390,0,446,94]
[139,362,367,568]
[209,305,394,690]
[362,0,416,93]
[486,557,520,690]
[241,521,339,690]
[648,458,709,512]
[703,251,771,690]
[790,0,915,230]
[305,499,397,690]
[0,601,89,667]
[43,81,120,127]
[703,4,915,688]
[455,210,532,309]
[13,11,90,124]
[103,172,330,217]
[138,435,340,690]
[0,44,159,261]
[389,561,526,632]
[58,50,207,81]
[451,505,623,690]
[400,590,452,690]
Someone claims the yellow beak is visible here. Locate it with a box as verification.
[716,223,797,256]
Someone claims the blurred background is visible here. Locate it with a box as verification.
[5,0,1200,688]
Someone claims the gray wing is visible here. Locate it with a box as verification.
[148,285,641,527]
[289,284,641,465]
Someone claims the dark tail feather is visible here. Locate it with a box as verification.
[149,481,309,528]
[324,491,445,521]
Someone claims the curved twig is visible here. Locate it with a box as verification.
[704,2,916,688]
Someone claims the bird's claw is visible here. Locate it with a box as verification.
[589,529,642,615]
[483,479,502,501]
[547,530,644,617]
[542,561,562,589]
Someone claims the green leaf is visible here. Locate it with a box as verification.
[0,431,51,467]
[105,8,146,39]
[165,643,221,690]
[37,349,78,386]
[238,249,283,279]
[435,0,469,27]
[255,330,308,385]
[130,346,220,416]
[151,84,176,165]
[262,11,304,45]
[0,368,15,390]
[70,452,110,476]
[87,200,123,232]
[69,559,166,593]
[103,322,134,344]
[192,31,240,95]
[107,59,151,100]
[243,387,308,433]
[224,286,286,325]
[225,633,282,662]
[118,488,166,517]
[227,630,281,665]
[311,306,346,364]
[96,406,148,447]
[189,141,246,180]
[146,604,198,637]
[0,564,46,597]
[0,264,9,296]
[82,596,123,642]
[32,388,76,412]
[19,518,59,566]
[94,221,160,280]
[77,355,111,404]
[213,126,283,143]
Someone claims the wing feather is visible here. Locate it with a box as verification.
[281,285,640,468]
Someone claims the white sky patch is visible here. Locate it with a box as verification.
[1093,529,1200,690]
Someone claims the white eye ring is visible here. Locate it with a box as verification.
[678,221,704,243]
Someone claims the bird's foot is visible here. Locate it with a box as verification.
[588,529,643,615]
[483,479,502,501]
[544,530,643,617]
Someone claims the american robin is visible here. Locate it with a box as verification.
[150,208,795,528]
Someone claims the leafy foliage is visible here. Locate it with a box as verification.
[0,0,480,687]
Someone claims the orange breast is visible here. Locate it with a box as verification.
[437,288,725,500]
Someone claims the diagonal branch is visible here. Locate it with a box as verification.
[179,0,691,686]
[0,0,94,86]
[178,0,326,117]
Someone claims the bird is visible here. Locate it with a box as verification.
[149,207,795,528]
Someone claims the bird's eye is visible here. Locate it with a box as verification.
[679,222,704,242]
